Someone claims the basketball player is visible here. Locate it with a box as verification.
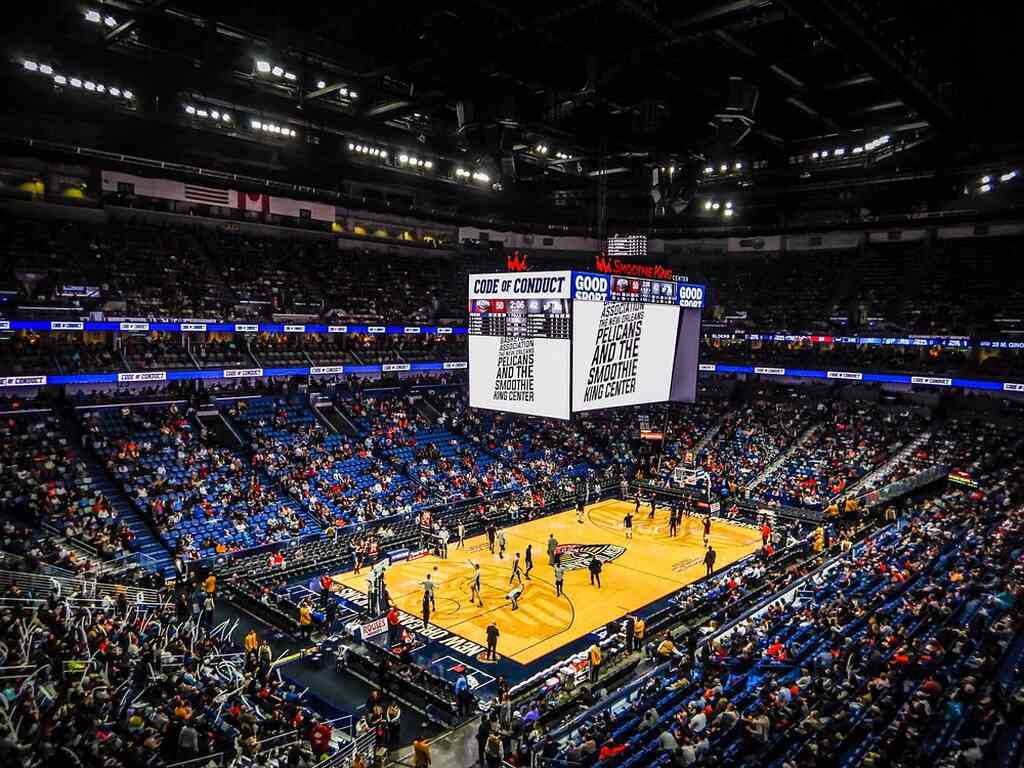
[668,506,679,537]
[353,539,364,575]
[576,495,585,524]
[648,494,657,520]
[469,562,483,607]
[554,559,566,597]
[524,544,533,579]
[506,582,523,610]
[547,534,558,565]
[487,523,496,554]
[703,514,712,547]
[623,510,634,540]
[457,521,466,549]
[509,553,523,586]
[439,527,450,559]
[497,529,507,559]
[634,492,641,516]
[422,573,436,611]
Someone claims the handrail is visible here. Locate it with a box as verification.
[0,568,162,603]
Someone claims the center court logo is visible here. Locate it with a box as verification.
[553,543,625,570]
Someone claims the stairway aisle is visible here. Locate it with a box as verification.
[60,408,175,577]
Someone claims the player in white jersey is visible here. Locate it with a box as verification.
[468,562,483,606]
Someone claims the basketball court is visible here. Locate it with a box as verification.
[332,499,761,664]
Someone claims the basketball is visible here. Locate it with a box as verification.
[433,566,439,571]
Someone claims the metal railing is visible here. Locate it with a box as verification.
[0,568,162,604]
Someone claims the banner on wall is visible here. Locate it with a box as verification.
[238,192,270,214]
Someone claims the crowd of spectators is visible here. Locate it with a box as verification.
[697,390,819,498]
[749,404,929,509]
[1,412,138,563]
[237,396,422,526]
[0,561,350,767]
[81,404,319,561]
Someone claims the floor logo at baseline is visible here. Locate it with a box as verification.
[554,543,626,570]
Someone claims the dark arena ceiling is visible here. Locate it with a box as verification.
[2,0,1022,231]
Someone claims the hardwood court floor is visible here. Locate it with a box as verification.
[332,499,762,664]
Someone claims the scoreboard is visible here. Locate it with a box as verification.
[607,233,648,260]
[468,298,571,339]
[468,270,705,419]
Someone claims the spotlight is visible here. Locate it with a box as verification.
[84,81,96,91]
[424,161,432,169]
[103,15,117,27]
[256,60,271,73]
[725,201,733,209]
[820,150,829,158]
[719,164,727,172]
[284,72,296,81]
[704,201,712,211]
[23,60,38,72]
[123,90,133,99]
[349,91,358,99]
[39,64,52,75]
[253,120,262,129]
[733,162,742,170]
[197,109,208,118]
[408,156,417,164]
[70,78,82,88]
[399,154,408,163]
[811,152,819,159]
[96,84,105,93]
[979,184,992,193]
[834,148,846,156]
[380,150,387,158]
[852,146,863,154]
[711,202,720,210]
[271,65,284,77]
[222,113,231,122]
[85,9,101,22]
[703,166,713,174]
[54,75,67,85]
[185,105,196,115]
[109,86,120,96]
[316,80,326,89]
[339,88,348,97]
[1001,170,1018,182]
[981,176,991,184]
[724,209,734,217]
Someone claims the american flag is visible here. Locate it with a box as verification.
[184,184,231,206]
